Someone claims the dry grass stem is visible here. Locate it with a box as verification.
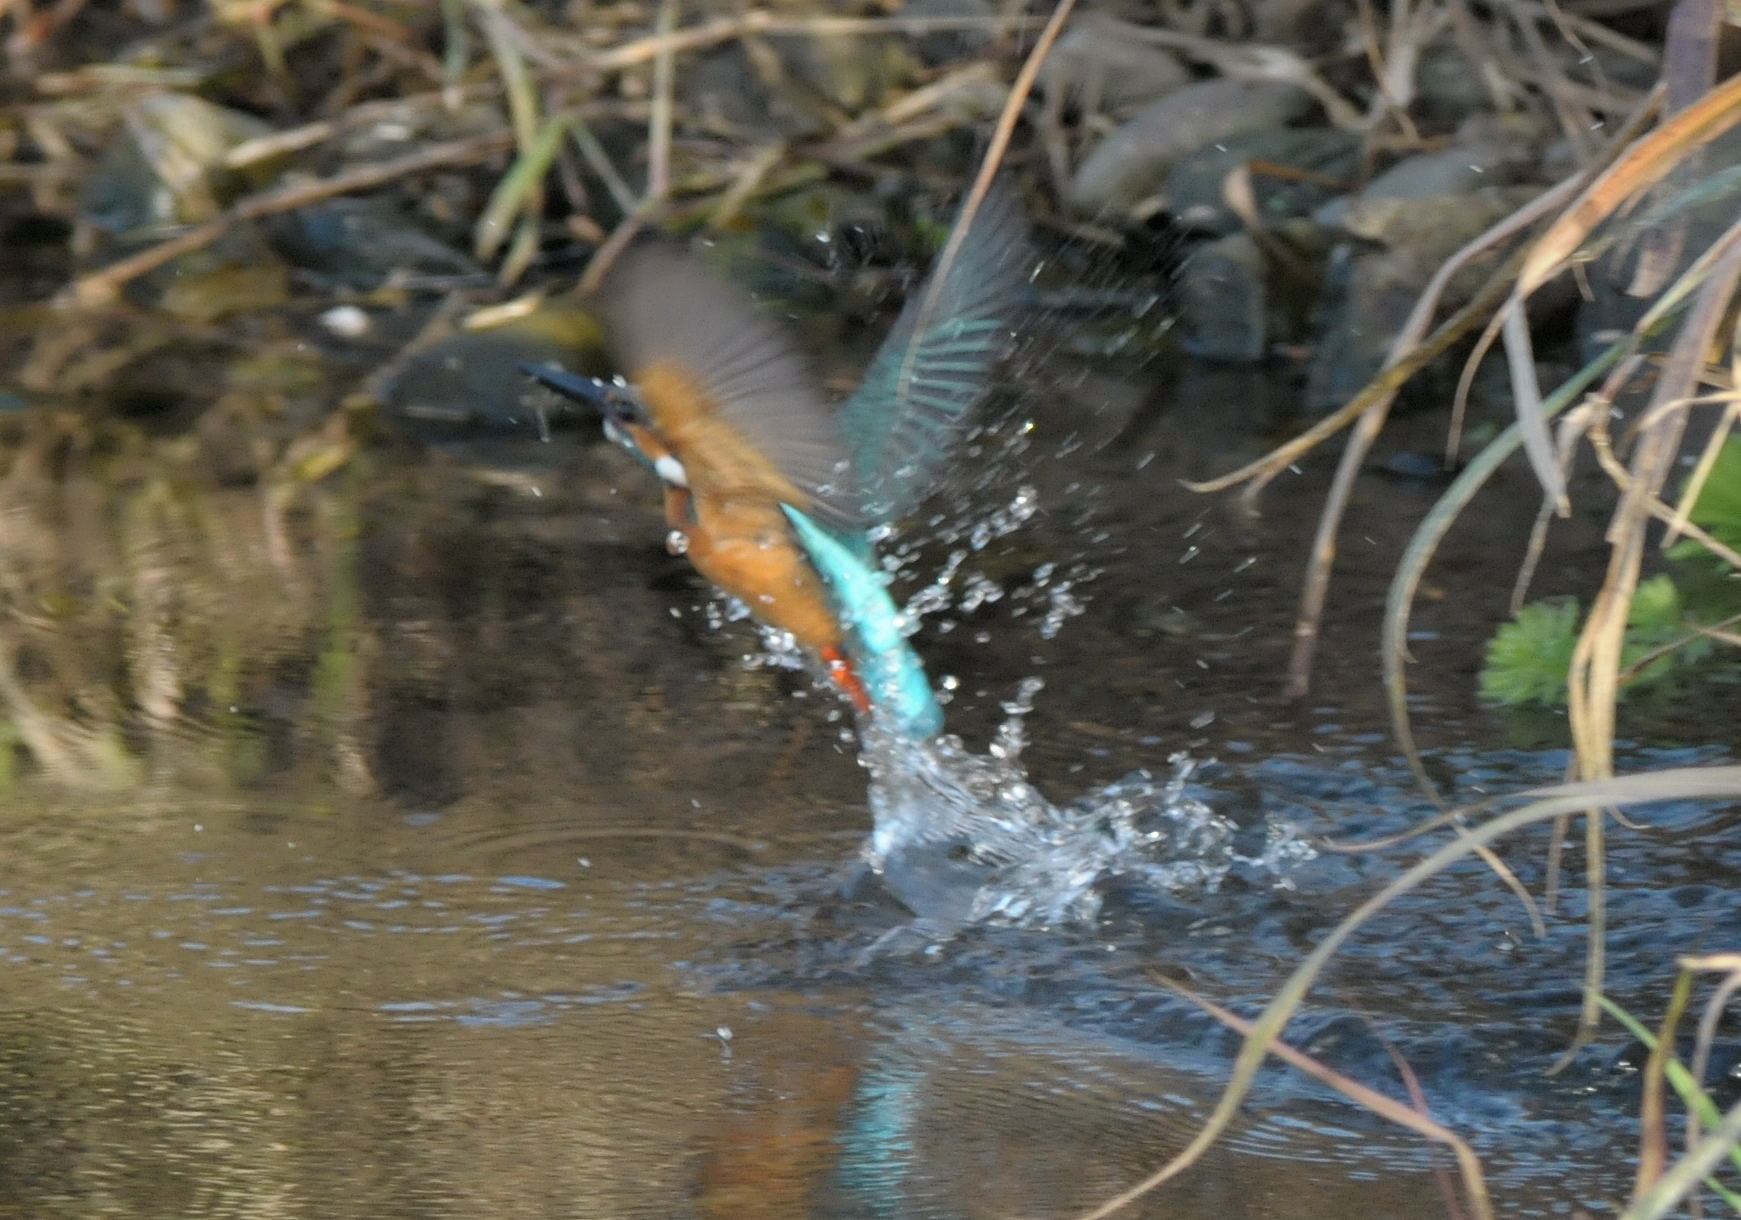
[1083,766,1741,1219]
[1162,982,1494,1220]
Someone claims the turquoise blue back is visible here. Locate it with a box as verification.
[783,506,945,740]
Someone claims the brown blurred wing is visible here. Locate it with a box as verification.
[598,245,859,529]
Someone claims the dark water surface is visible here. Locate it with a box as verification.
[0,363,1735,1219]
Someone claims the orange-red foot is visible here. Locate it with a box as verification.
[820,646,872,717]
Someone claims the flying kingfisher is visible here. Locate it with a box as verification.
[526,183,1029,739]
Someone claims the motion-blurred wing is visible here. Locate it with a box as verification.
[599,244,859,528]
[840,181,1030,523]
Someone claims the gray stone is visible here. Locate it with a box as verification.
[900,0,997,64]
[79,93,273,239]
[1038,16,1191,114]
[1577,119,1741,360]
[265,199,478,290]
[1314,139,1534,228]
[1068,78,1314,214]
[1307,187,1543,412]
[1413,45,1497,122]
[1164,127,1361,235]
[1176,232,1271,362]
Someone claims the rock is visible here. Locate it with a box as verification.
[1412,45,1496,123]
[1068,78,1314,214]
[1306,187,1543,412]
[787,27,916,114]
[383,306,609,451]
[1572,41,1661,95]
[264,198,480,290]
[896,0,997,65]
[1338,188,1541,262]
[1175,232,1271,361]
[78,93,274,242]
[1038,15,1191,114]
[1367,140,1530,198]
[1163,126,1361,235]
[689,45,783,133]
[690,23,915,134]
[1314,137,1535,227]
[74,93,294,310]
[1576,118,1741,361]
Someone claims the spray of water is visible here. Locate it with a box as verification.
[732,479,1317,932]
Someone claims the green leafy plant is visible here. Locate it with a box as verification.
[1669,430,1741,567]
[1481,598,1582,706]
[1482,437,1741,708]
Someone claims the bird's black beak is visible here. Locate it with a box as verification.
[520,363,613,411]
[521,363,651,430]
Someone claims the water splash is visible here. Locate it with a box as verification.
[858,727,1211,929]
[855,684,1316,931]
[717,484,1316,931]
[885,484,1043,627]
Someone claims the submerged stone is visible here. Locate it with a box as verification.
[157,259,291,322]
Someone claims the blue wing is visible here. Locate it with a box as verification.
[839,181,1030,524]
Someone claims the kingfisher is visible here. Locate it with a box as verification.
[525,183,1029,739]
